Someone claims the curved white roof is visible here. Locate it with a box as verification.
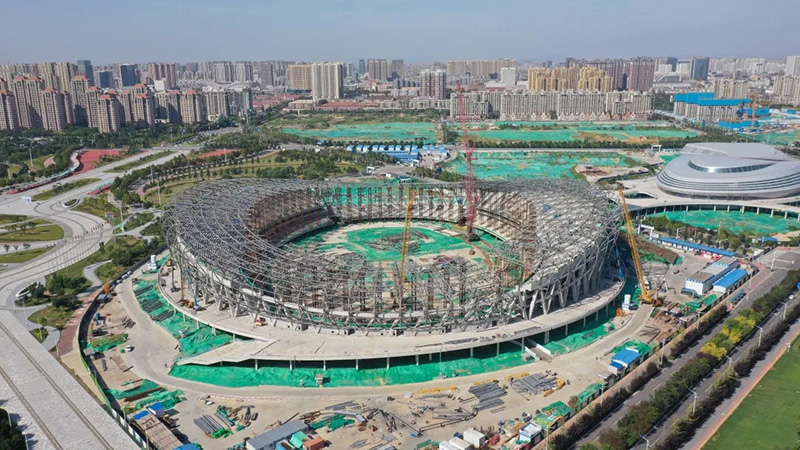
[657,143,800,199]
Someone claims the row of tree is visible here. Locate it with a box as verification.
[588,269,800,450]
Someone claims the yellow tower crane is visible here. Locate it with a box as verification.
[617,187,658,306]
[398,188,417,284]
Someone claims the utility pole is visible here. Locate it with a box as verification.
[689,388,698,415]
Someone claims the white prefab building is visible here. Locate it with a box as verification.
[684,256,738,296]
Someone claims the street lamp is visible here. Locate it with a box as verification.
[641,434,651,450]
[725,354,733,370]
[756,325,763,347]
[689,388,698,416]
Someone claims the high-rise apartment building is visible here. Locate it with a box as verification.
[390,60,405,80]
[11,76,44,128]
[132,93,155,128]
[204,90,230,120]
[228,88,252,115]
[576,67,614,92]
[368,59,389,81]
[712,79,749,99]
[500,67,517,87]
[119,90,135,124]
[358,59,367,75]
[147,63,177,89]
[527,67,582,91]
[420,69,447,99]
[39,88,69,131]
[311,62,344,100]
[665,57,678,72]
[446,59,517,78]
[86,87,101,128]
[287,64,313,91]
[76,60,94,83]
[234,61,253,82]
[256,63,273,86]
[96,94,122,133]
[773,76,800,100]
[213,62,234,83]
[69,76,92,125]
[690,57,710,81]
[120,64,138,87]
[166,91,182,123]
[0,89,18,130]
[97,70,114,88]
[786,56,800,77]
[180,91,205,124]
[624,58,655,91]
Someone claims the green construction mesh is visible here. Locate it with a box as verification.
[647,209,800,236]
[444,150,647,179]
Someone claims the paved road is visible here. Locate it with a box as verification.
[631,250,800,449]
[577,250,799,447]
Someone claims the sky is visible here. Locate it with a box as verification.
[1,0,798,64]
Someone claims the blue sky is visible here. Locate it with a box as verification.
[1,0,798,64]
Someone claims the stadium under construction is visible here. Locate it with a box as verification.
[161,178,624,375]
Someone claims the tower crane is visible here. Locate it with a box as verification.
[398,187,416,285]
[617,186,658,306]
[750,94,758,130]
[456,81,479,241]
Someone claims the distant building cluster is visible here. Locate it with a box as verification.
[450,90,653,121]
[772,76,800,103]
[672,92,750,122]
[0,61,252,132]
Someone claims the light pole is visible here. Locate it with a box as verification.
[689,388,698,416]
[756,325,763,347]
[725,354,733,370]
[641,434,651,450]
[784,302,788,320]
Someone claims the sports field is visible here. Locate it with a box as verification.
[704,335,800,450]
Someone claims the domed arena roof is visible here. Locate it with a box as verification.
[657,143,800,199]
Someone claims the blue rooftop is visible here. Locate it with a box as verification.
[658,237,736,257]
[697,98,751,107]
[714,268,747,289]
[674,92,713,103]
[611,348,640,366]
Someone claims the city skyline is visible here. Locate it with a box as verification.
[1,0,798,64]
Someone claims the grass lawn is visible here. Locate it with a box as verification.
[28,304,80,330]
[30,327,49,343]
[107,151,169,172]
[0,224,64,242]
[29,154,51,173]
[115,212,155,234]
[0,247,50,263]
[74,195,124,226]
[0,214,29,226]
[47,235,142,285]
[32,178,99,201]
[704,335,800,450]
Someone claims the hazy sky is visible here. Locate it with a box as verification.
[2,0,798,64]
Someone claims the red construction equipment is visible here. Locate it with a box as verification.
[456,81,479,241]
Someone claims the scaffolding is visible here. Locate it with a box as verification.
[163,179,620,333]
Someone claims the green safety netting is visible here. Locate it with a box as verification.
[444,150,648,180]
[532,401,573,428]
[170,342,530,388]
[757,129,799,146]
[284,122,438,142]
[577,382,604,404]
[538,279,637,355]
[134,281,234,358]
[134,389,186,410]
[87,333,128,352]
[293,222,502,266]
[108,379,160,400]
[648,209,800,236]
[283,121,696,146]
[610,339,652,356]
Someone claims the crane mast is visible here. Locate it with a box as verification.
[617,187,657,306]
[456,81,479,241]
[398,188,416,285]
